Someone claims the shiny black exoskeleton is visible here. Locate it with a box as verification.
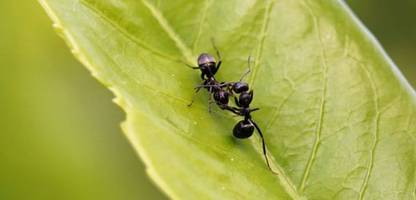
[224,74,278,174]
[187,40,234,111]
[230,89,259,138]
[187,47,276,174]
[231,88,277,174]
[213,88,230,107]
[196,53,221,80]
[187,53,221,80]
[192,78,232,111]
[217,80,276,174]
[186,39,222,80]
[232,82,249,94]
[196,55,252,112]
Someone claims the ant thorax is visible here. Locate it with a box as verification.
[241,107,252,118]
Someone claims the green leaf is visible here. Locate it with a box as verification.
[39,0,416,199]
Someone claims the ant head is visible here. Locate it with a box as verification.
[233,120,254,138]
[213,90,229,105]
[197,53,216,67]
[238,90,253,107]
[232,82,249,93]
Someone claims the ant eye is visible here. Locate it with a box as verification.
[233,82,249,93]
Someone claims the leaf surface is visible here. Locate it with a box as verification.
[40,0,416,199]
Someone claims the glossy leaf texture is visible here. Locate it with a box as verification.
[40,0,416,199]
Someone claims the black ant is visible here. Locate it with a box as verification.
[227,88,277,174]
[188,51,221,80]
[220,58,278,174]
[186,39,232,112]
[186,38,221,80]
[186,44,277,174]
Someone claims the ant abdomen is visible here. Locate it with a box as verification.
[233,120,254,139]
[213,90,229,105]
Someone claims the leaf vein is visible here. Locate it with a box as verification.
[266,90,296,130]
[299,0,328,193]
[249,0,275,87]
[192,0,213,52]
[141,0,194,64]
[413,183,416,200]
[79,0,180,63]
[250,137,306,200]
[350,57,380,200]
[79,14,225,116]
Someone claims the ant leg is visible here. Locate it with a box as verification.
[250,108,260,112]
[239,56,252,81]
[249,119,279,175]
[247,90,254,103]
[213,60,222,74]
[194,83,231,91]
[188,65,200,70]
[207,87,214,113]
[211,38,222,61]
[188,87,202,107]
[182,60,199,69]
[200,72,206,80]
[211,38,222,74]
[194,84,214,90]
[223,83,235,96]
[228,87,235,97]
[222,105,240,115]
[234,97,241,107]
[217,82,234,88]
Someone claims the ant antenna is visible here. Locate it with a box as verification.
[249,119,279,175]
[210,38,222,61]
[182,61,199,69]
[179,58,200,69]
[239,56,252,81]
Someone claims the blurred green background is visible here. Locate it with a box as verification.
[0,1,414,200]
